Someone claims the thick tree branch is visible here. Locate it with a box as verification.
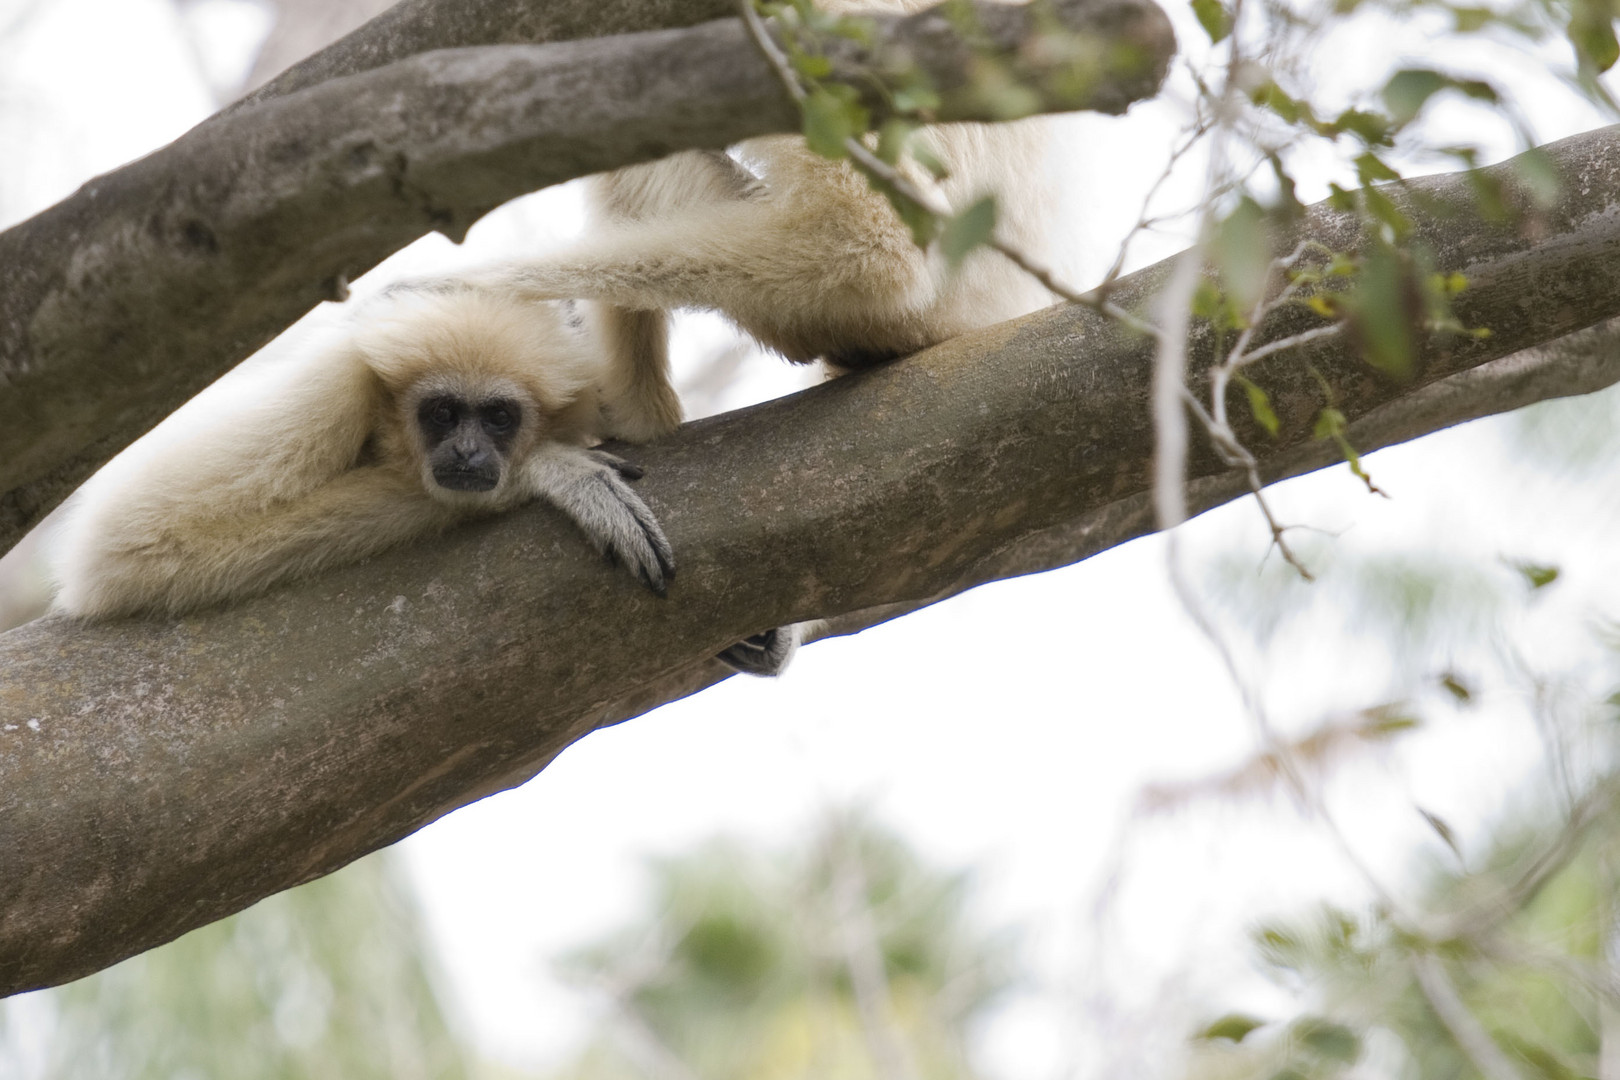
[0,0,1174,555]
[229,0,739,111]
[7,128,1620,996]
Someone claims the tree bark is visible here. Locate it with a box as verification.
[7,126,1620,996]
[0,0,1174,556]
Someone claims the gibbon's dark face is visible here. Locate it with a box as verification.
[417,394,523,493]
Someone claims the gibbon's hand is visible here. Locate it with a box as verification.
[524,444,676,595]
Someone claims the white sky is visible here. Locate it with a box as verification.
[5,0,1620,1076]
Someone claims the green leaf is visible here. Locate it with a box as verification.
[1417,807,1463,861]
[1294,1017,1362,1063]
[1214,196,1272,313]
[1190,0,1233,42]
[1252,80,1313,126]
[940,195,998,269]
[1515,147,1562,209]
[791,52,832,79]
[892,83,941,114]
[1440,672,1474,702]
[1355,152,1401,185]
[887,190,939,247]
[1383,68,1448,125]
[876,118,915,165]
[1511,560,1560,589]
[1313,407,1347,441]
[911,139,949,180]
[1237,377,1280,437]
[1197,1013,1266,1042]
[1305,294,1340,318]
[1265,153,1304,222]
[1363,706,1421,736]
[1332,108,1393,146]
[801,87,867,159]
[1383,67,1500,126]
[1362,185,1411,239]
[1347,241,1421,376]
[1570,4,1620,72]
[828,13,876,44]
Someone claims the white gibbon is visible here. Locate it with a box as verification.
[426,75,1057,671]
[53,0,1060,680]
[49,290,675,620]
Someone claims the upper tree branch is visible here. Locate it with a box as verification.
[8,127,1620,996]
[0,0,1175,554]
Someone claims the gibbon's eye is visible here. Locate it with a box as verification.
[419,397,458,431]
[481,401,519,436]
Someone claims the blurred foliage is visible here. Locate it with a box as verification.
[1184,793,1620,1079]
[1,852,472,1080]
[543,813,1016,1080]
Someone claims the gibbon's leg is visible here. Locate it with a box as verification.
[518,443,677,595]
[586,303,680,442]
[461,165,931,373]
[586,151,765,441]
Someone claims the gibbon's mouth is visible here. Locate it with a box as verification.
[433,468,499,493]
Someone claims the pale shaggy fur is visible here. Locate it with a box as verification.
[414,0,1060,673]
[53,0,1059,640]
[50,292,673,619]
[460,118,1057,442]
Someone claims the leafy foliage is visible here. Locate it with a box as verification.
[544,814,1016,1080]
[10,854,470,1080]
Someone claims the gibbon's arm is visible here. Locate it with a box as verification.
[48,347,452,620]
[56,469,465,619]
[56,438,677,620]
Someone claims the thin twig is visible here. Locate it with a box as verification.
[1412,953,1526,1080]
[1230,322,1343,369]
[1094,112,1215,296]
[741,0,1321,592]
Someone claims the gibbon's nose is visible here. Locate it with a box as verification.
[452,439,490,468]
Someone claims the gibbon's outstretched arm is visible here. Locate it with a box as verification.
[50,293,674,621]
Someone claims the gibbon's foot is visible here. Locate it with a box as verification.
[533,445,676,596]
[717,623,801,677]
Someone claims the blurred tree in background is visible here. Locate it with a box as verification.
[1,853,473,1080]
[544,814,1014,1080]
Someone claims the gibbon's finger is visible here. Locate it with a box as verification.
[716,624,802,677]
[586,449,645,481]
[588,470,676,595]
[527,443,675,595]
